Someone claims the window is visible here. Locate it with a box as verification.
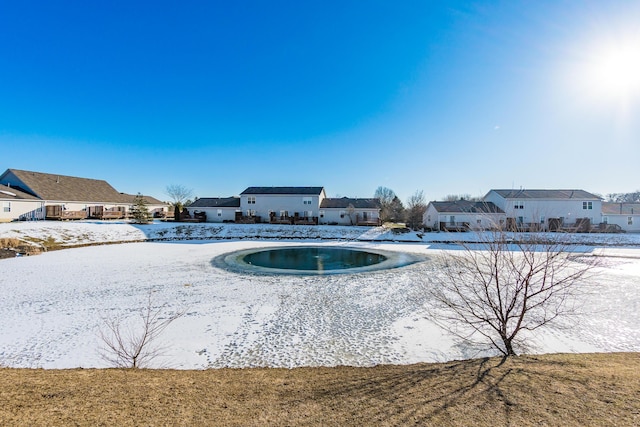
[514,201,524,209]
[629,217,634,225]
[247,209,255,216]
[427,215,431,222]
[247,196,256,204]
[583,201,593,210]
[449,216,455,225]
[280,210,287,217]
[517,216,524,224]
[2,202,10,213]
[302,197,312,205]
[217,209,222,217]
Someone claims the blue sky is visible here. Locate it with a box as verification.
[1,1,639,203]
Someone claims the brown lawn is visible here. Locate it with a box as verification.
[1,352,639,426]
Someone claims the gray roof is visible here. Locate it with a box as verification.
[320,197,381,209]
[602,202,640,215]
[187,197,241,208]
[0,169,163,204]
[490,189,601,200]
[120,193,167,206]
[0,184,41,200]
[1,169,128,203]
[240,186,324,195]
[428,200,504,214]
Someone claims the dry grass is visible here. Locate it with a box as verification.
[1,353,639,426]
[0,237,42,257]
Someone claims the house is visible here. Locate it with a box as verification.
[319,197,381,226]
[0,184,45,222]
[185,197,241,223]
[601,202,640,233]
[239,187,327,224]
[0,169,168,221]
[483,189,602,232]
[423,200,505,231]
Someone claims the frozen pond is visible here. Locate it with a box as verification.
[216,245,422,275]
[0,233,639,369]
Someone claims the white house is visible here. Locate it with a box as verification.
[0,169,168,220]
[0,184,45,222]
[483,189,602,231]
[423,200,505,231]
[185,197,240,223]
[319,197,381,226]
[601,202,640,233]
[239,187,327,224]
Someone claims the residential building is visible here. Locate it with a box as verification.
[601,202,640,233]
[0,183,44,222]
[319,197,381,226]
[0,169,168,221]
[423,200,505,231]
[483,189,602,231]
[239,187,326,224]
[186,197,240,223]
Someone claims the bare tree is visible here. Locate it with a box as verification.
[405,190,427,230]
[346,203,356,225]
[374,186,397,223]
[443,193,482,202]
[606,191,640,203]
[165,184,194,204]
[425,229,599,357]
[165,184,193,220]
[99,293,185,368]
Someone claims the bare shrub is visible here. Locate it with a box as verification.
[99,292,185,368]
[425,229,600,357]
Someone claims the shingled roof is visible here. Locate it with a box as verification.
[187,197,241,208]
[0,169,129,203]
[428,200,504,214]
[602,202,640,215]
[0,183,41,200]
[240,186,325,195]
[320,197,381,209]
[120,193,167,205]
[491,189,601,200]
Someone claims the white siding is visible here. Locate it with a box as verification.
[185,207,238,223]
[0,199,45,221]
[484,190,603,230]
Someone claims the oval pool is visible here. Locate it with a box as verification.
[214,245,423,275]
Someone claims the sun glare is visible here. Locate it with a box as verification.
[582,38,640,101]
[592,45,640,93]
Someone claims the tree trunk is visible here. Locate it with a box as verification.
[502,336,517,356]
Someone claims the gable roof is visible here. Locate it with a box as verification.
[240,186,324,196]
[1,169,129,203]
[0,184,41,200]
[428,200,504,214]
[120,193,167,206]
[602,202,640,215]
[320,197,381,209]
[490,189,601,200]
[187,197,241,208]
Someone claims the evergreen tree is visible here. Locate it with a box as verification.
[130,193,152,224]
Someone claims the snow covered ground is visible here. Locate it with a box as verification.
[1,221,639,369]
